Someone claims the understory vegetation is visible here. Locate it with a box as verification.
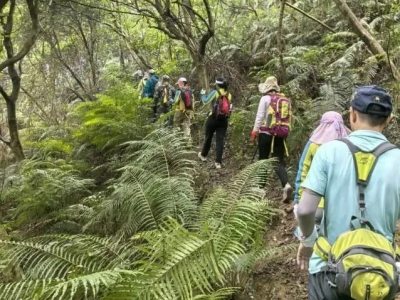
[0,0,398,299]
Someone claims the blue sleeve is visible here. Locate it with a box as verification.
[301,144,329,197]
[201,90,217,104]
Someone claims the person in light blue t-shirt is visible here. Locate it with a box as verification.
[295,85,400,300]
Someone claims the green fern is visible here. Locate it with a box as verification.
[86,129,198,238]
[2,159,94,231]
[72,82,153,150]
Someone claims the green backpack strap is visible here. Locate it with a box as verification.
[340,138,397,227]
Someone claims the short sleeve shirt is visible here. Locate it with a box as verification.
[302,130,400,274]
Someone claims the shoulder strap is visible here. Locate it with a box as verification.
[323,139,397,236]
[340,138,397,186]
[339,138,397,225]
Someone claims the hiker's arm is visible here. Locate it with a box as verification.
[253,96,269,131]
[298,145,329,237]
[297,189,322,237]
[294,143,317,203]
[201,90,217,104]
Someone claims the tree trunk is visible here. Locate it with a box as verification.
[6,100,24,161]
[195,56,209,92]
[333,0,400,82]
[119,41,125,70]
[277,0,288,84]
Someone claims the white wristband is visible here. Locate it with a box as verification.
[295,226,318,247]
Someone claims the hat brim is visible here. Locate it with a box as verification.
[259,83,280,94]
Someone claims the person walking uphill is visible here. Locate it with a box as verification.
[153,75,175,122]
[137,72,149,99]
[170,77,194,137]
[251,76,293,202]
[296,86,400,300]
[143,69,159,99]
[293,111,350,223]
[198,78,232,169]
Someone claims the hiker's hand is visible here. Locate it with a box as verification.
[250,130,258,144]
[297,243,313,271]
[200,89,206,95]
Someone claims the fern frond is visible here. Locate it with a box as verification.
[0,235,135,280]
[40,270,139,300]
[227,160,273,202]
[123,128,196,178]
[106,220,223,300]
[329,41,364,70]
[0,279,58,300]
[87,129,198,237]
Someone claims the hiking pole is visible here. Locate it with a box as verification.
[251,146,258,163]
[251,135,259,162]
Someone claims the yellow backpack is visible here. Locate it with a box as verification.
[314,139,399,300]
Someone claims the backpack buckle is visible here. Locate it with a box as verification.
[327,280,337,288]
[359,197,366,212]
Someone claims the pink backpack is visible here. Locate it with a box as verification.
[263,94,292,138]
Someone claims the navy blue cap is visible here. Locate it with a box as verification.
[351,85,392,117]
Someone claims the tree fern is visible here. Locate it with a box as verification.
[2,159,94,231]
[110,220,223,300]
[123,129,196,178]
[86,129,198,238]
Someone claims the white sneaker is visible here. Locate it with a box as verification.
[198,152,207,162]
[215,163,222,169]
[282,183,293,203]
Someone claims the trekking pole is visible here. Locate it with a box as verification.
[251,136,258,162]
[251,146,258,163]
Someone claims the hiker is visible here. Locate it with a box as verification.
[133,68,144,82]
[153,75,175,123]
[137,72,149,99]
[170,77,194,137]
[293,111,350,224]
[296,86,400,300]
[143,69,159,99]
[198,78,232,169]
[250,76,293,202]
